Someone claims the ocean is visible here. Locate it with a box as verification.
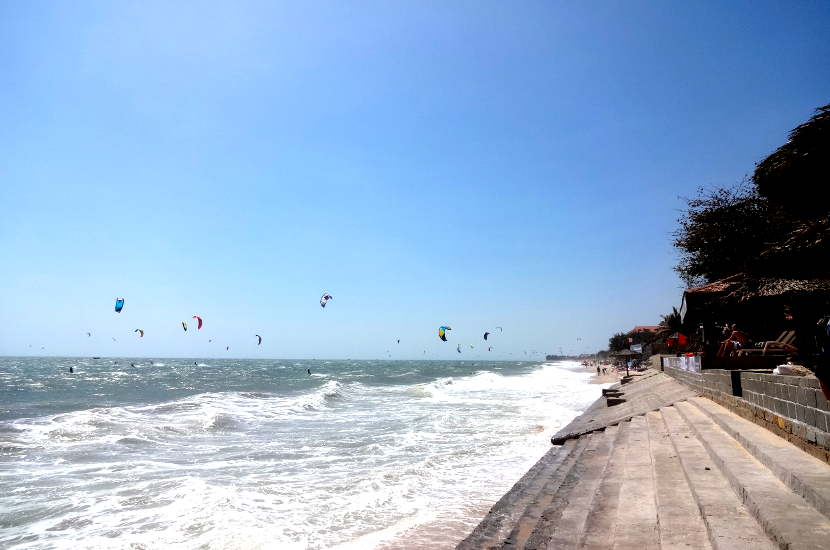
[0,357,602,549]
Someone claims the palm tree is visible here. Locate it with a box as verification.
[657,307,683,341]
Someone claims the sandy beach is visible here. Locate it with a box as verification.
[580,362,623,384]
[589,370,623,384]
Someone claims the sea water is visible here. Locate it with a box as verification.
[0,358,602,549]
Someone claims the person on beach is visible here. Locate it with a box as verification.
[717,324,751,356]
[596,365,600,375]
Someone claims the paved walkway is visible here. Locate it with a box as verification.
[458,370,830,550]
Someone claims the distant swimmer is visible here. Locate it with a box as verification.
[194,362,198,366]
[69,366,74,373]
[130,362,136,368]
[307,368,311,375]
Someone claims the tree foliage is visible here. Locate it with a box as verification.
[673,185,786,287]
[608,332,628,352]
[673,104,830,286]
[657,307,683,339]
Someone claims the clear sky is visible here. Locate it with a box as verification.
[1,1,828,359]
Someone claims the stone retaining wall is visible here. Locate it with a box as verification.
[662,362,830,462]
[661,365,733,397]
[741,372,830,451]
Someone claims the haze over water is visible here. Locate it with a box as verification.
[0,357,602,549]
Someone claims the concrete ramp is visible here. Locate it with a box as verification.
[551,369,699,445]
[459,379,830,549]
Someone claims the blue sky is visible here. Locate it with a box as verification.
[1,1,829,359]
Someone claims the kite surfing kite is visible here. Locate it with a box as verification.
[256,334,262,345]
[115,298,125,313]
[438,326,452,341]
[134,329,144,338]
[192,315,203,330]
[182,321,188,332]
[496,326,503,333]
[86,332,92,337]
[488,346,492,352]
[396,339,400,344]
[483,332,490,341]
[320,293,333,308]
[456,344,462,354]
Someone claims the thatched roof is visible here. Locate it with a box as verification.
[746,277,830,299]
[757,215,830,277]
[686,273,745,295]
[753,104,830,215]
[685,273,830,304]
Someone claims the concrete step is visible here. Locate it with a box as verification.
[523,425,620,549]
[499,435,591,549]
[688,396,830,521]
[551,370,697,445]
[674,400,830,550]
[612,415,658,550]
[579,419,629,549]
[660,406,776,550]
[457,439,582,549]
[645,410,711,550]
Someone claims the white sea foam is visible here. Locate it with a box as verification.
[0,360,603,549]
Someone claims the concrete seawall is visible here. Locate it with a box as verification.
[458,367,830,549]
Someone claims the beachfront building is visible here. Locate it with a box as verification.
[679,272,830,372]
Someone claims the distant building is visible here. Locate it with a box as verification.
[626,325,660,354]
[628,325,660,335]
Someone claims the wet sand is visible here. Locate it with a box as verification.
[589,371,623,384]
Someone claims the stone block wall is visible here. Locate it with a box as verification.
[741,373,830,452]
[661,361,830,462]
[662,365,733,397]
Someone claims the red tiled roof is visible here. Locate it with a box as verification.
[629,325,660,333]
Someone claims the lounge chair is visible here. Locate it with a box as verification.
[736,330,797,356]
